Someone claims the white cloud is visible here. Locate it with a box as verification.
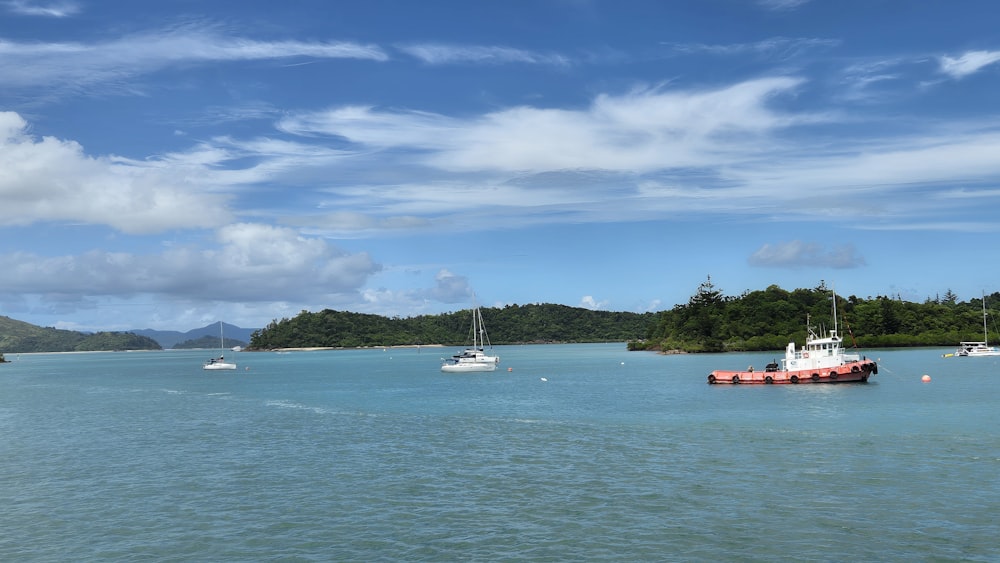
[398,43,570,66]
[939,50,1000,79]
[3,0,79,17]
[352,269,474,317]
[0,24,388,94]
[280,77,809,174]
[757,0,812,10]
[580,295,609,310]
[0,112,233,233]
[668,37,839,59]
[0,223,381,304]
[748,241,866,269]
[424,269,474,304]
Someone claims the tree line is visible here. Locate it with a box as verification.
[247,280,1000,352]
[247,303,655,349]
[629,277,996,352]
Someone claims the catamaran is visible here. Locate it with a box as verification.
[948,294,1000,357]
[441,306,500,373]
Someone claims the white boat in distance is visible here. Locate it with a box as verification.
[949,294,1000,357]
[441,306,500,373]
[204,321,237,370]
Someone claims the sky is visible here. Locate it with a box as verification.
[2,0,1000,332]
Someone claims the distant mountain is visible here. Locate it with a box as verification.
[0,315,161,353]
[130,322,257,349]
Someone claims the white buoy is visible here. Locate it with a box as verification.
[540,377,547,382]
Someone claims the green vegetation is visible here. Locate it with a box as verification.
[0,315,162,354]
[248,304,655,349]
[630,277,997,353]
[244,281,1000,353]
[3,279,994,355]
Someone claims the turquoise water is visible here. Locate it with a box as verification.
[1,344,998,561]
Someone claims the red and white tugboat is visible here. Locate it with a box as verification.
[708,293,877,385]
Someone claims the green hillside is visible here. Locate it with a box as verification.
[632,279,999,352]
[247,281,1000,353]
[248,303,655,349]
[0,316,162,353]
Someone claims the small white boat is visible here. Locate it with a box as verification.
[948,294,1000,357]
[203,321,237,370]
[441,306,499,373]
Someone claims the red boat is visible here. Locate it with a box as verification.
[708,292,877,385]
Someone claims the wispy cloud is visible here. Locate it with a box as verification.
[279,77,811,174]
[397,43,570,66]
[667,37,839,59]
[757,0,812,10]
[0,23,388,95]
[748,241,866,269]
[939,50,1000,79]
[3,0,79,17]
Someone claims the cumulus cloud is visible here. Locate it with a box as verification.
[580,295,609,310]
[748,240,866,269]
[0,223,380,304]
[353,269,474,316]
[0,111,233,233]
[423,269,474,304]
[939,50,1000,79]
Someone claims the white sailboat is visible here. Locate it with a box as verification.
[950,293,1000,357]
[203,321,237,370]
[441,306,500,372]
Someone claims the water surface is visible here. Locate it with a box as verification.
[1,345,996,561]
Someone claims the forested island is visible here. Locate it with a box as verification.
[247,303,653,349]
[632,278,996,352]
[0,315,162,353]
[3,280,995,355]
[247,279,1000,353]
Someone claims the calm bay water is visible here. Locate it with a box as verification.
[1,344,998,561]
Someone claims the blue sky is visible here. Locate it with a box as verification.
[2,0,1000,332]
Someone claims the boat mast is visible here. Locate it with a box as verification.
[983,292,989,346]
[475,307,482,350]
[830,287,839,338]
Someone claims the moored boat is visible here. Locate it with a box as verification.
[441,305,500,373]
[708,291,877,385]
[945,293,1000,357]
[203,321,237,371]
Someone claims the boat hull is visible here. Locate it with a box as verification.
[441,362,497,373]
[204,362,237,371]
[708,360,877,385]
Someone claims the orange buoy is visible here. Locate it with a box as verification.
[921,374,931,383]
